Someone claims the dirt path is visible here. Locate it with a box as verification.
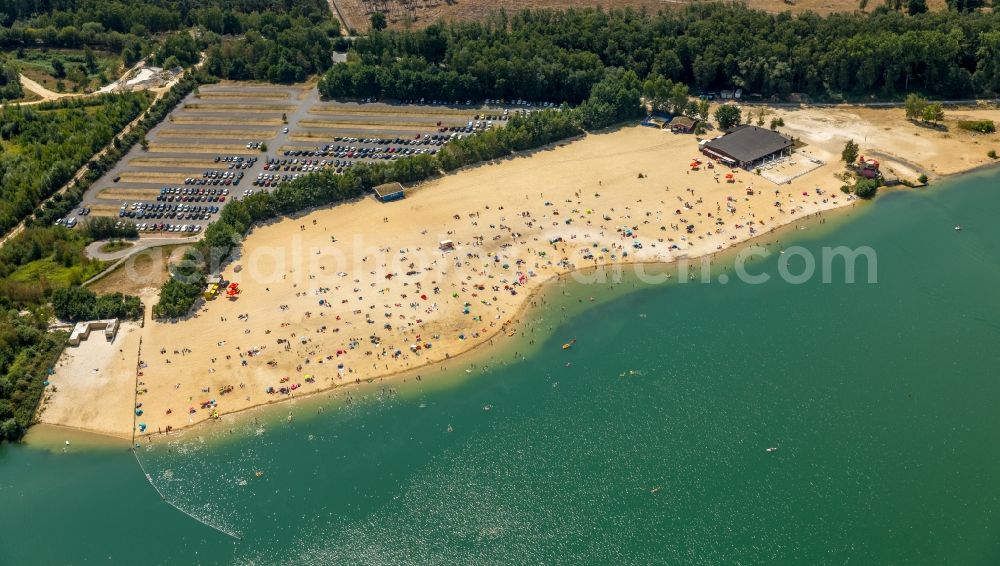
[10,59,152,108]
[18,74,68,101]
[85,236,200,262]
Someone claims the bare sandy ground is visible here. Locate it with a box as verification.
[148,143,253,154]
[37,322,143,438]
[40,105,999,437]
[768,105,1000,177]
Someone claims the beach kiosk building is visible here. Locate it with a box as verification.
[373,182,405,202]
[700,125,792,169]
[668,116,699,133]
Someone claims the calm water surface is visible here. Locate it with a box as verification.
[2,171,999,564]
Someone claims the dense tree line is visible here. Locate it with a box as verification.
[203,24,335,84]
[0,306,65,442]
[0,56,22,101]
[51,286,141,322]
[81,216,138,240]
[0,0,332,39]
[320,5,1000,103]
[154,32,200,68]
[0,92,149,236]
[0,0,337,83]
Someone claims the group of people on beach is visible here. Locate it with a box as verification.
[142,164,841,432]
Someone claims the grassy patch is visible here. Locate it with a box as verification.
[11,48,122,93]
[6,256,107,287]
[956,119,996,134]
[98,240,135,254]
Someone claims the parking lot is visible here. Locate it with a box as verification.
[66,83,544,237]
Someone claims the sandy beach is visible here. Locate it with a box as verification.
[39,104,1000,438]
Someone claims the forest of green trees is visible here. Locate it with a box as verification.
[320,5,1000,103]
[0,56,22,101]
[0,93,149,235]
[0,0,338,84]
[0,306,65,442]
[51,286,142,322]
[202,22,335,83]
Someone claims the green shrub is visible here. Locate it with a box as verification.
[52,286,142,322]
[957,120,996,134]
[853,178,879,199]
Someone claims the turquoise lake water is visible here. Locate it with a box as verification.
[2,170,999,564]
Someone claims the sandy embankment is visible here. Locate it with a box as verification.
[41,105,1000,438]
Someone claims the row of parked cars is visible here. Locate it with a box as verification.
[475,110,510,121]
[442,124,480,133]
[121,202,220,220]
[395,98,479,106]
[184,171,244,186]
[253,173,300,187]
[484,99,559,108]
[183,170,245,185]
[390,98,558,109]
[332,136,443,146]
[137,222,202,233]
[158,186,229,202]
[264,158,352,173]
[215,155,258,169]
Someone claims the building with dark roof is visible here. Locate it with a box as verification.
[668,116,698,133]
[700,125,792,168]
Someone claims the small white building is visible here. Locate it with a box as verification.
[68,319,119,346]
